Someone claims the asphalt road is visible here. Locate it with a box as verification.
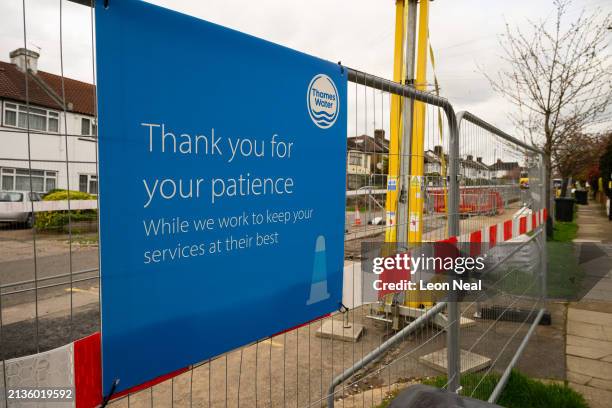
[0,248,99,307]
[0,225,99,309]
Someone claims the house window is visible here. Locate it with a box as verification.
[349,153,362,166]
[0,167,57,193]
[80,117,97,136]
[1,168,15,190]
[3,102,60,132]
[348,174,366,190]
[79,174,98,195]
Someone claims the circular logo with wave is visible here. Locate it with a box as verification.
[307,74,340,129]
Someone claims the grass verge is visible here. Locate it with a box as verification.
[551,221,578,242]
[546,239,584,299]
[399,371,588,408]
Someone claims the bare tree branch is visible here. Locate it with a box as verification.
[482,0,612,216]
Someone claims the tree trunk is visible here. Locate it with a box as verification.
[543,146,553,237]
[561,177,569,198]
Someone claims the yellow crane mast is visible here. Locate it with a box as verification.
[384,0,430,244]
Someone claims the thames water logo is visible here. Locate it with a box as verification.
[307,74,340,129]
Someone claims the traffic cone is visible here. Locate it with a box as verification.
[354,205,362,226]
[306,235,330,305]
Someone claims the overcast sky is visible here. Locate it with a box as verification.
[0,0,610,139]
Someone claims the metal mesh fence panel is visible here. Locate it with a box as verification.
[0,0,100,361]
[452,112,547,402]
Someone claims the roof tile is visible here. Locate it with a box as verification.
[0,60,95,116]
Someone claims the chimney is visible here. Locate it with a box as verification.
[434,145,443,157]
[476,157,482,163]
[374,129,385,144]
[466,155,473,161]
[10,48,39,74]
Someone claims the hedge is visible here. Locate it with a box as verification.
[43,190,93,201]
[35,190,97,230]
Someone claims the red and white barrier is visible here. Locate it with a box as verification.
[455,208,547,254]
[375,207,548,297]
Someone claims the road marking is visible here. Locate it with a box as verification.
[65,287,98,294]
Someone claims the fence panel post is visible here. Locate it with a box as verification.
[540,153,548,300]
[446,109,461,393]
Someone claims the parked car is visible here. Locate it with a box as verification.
[0,191,42,228]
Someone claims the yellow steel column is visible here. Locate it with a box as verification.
[407,0,429,243]
[384,0,406,243]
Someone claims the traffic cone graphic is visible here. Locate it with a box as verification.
[354,206,362,226]
[306,235,330,305]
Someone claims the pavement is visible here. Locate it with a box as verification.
[566,200,612,408]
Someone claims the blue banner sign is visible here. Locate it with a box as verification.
[95,0,346,394]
